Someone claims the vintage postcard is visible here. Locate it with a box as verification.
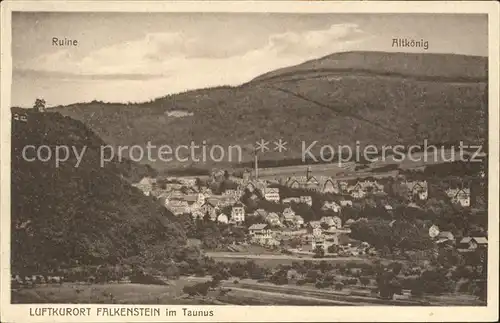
[0,0,499,322]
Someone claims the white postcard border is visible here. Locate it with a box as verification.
[1,1,499,322]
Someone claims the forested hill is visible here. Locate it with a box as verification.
[11,109,187,275]
[52,51,488,170]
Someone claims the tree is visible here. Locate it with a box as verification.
[471,279,487,301]
[389,262,403,276]
[203,211,211,223]
[359,276,370,287]
[313,246,325,258]
[229,262,247,278]
[270,270,288,285]
[419,269,451,295]
[289,237,302,249]
[184,281,211,296]
[163,263,180,279]
[327,244,339,254]
[210,274,223,288]
[33,98,46,112]
[376,271,401,299]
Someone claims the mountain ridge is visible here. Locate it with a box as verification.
[49,51,488,171]
[250,51,487,84]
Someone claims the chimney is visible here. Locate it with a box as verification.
[254,148,259,180]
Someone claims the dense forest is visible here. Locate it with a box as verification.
[11,109,189,276]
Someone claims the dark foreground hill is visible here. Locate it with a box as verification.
[11,110,187,275]
[52,51,488,171]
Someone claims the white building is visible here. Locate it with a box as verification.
[264,188,280,202]
[282,197,301,204]
[266,212,281,226]
[321,201,341,213]
[300,195,312,206]
[339,199,353,207]
[230,203,245,224]
[217,213,229,224]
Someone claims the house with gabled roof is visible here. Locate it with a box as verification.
[344,219,356,228]
[132,176,157,194]
[320,216,336,227]
[212,195,238,208]
[458,236,488,251]
[281,207,296,225]
[282,207,295,217]
[245,182,257,192]
[319,215,342,229]
[338,181,349,192]
[201,199,219,217]
[322,179,340,194]
[191,209,205,220]
[264,188,280,202]
[287,178,301,189]
[405,180,428,200]
[321,201,341,213]
[339,199,353,207]
[446,188,471,207]
[407,202,421,209]
[350,188,366,199]
[304,176,320,190]
[294,215,305,227]
[265,212,281,226]
[253,208,268,219]
[331,216,342,229]
[248,223,272,237]
[282,197,301,204]
[12,110,29,123]
[435,231,455,245]
[181,186,198,194]
[165,200,190,215]
[307,221,323,236]
[349,180,384,194]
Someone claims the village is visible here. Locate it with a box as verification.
[132,164,487,259]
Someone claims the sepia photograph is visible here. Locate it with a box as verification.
[1,1,499,322]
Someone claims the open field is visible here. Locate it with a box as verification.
[217,287,361,305]
[12,280,358,306]
[11,278,217,304]
[12,276,484,306]
[205,251,395,268]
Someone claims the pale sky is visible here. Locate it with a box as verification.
[12,12,488,107]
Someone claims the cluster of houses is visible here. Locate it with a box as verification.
[131,168,477,253]
[282,174,470,207]
[11,274,62,287]
[428,225,488,252]
[12,111,29,122]
[282,174,384,199]
[247,214,360,253]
